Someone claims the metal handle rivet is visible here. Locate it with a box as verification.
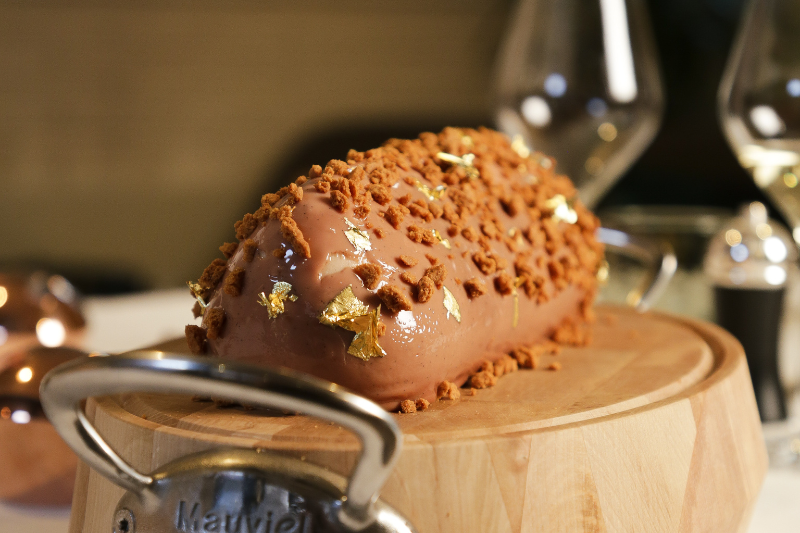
[113,508,135,533]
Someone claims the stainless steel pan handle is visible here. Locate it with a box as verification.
[39,350,402,529]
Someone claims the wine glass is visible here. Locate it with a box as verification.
[719,0,800,247]
[493,0,664,209]
[718,0,800,467]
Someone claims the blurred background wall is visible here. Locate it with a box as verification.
[0,0,766,292]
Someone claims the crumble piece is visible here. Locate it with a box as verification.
[368,184,393,205]
[480,221,499,239]
[399,400,417,414]
[377,284,413,313]
[494,272,514,295]
[548,259,565,282]
[373,228,385,238]
[234,213,258,240]
[511,347,539,369]
[407,225,437,245]
[463,278,486,299]
[309,164,323,178]
[400,272,418,285]
[383,204,407,229]
[286,183,303,204]
[471,251,497,275]
[424,264,447,289]
[315,180,331,193]
[477,236,492,252]
[500,194,523,217]
[522,274,545,298]
[442,203,460,224]
[493,354,518,377]
[354,204,371,219]
[408,202,433,222]
[397,255,418,267]
[223,268,245,296]
[347,178,364,199]
[467,370,497,389]
[185,325,207,355]
[327,159,349,174]
[415,398,430,411]
[552,319,591,346]
[416,276,435,303]
[205,307,226,340]
[330,190,348,212]
[461,226,480,242]
[547,361,562,371]
[350,166,366,182]
[543,341,562,355]
[353,262,383,290]
[425,253,440,265]
[280,217,311,258]
[436,381,461,400]
[261,193,280,207]
[407,225,424,243]
[270,205,292,221]
[242,239,257,262]
[219,241,238,259]
[199,259,228,291]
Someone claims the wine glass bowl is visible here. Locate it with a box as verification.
[493,0,664,208]
[719,0,800,245]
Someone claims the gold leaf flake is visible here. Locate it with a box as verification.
[346,305,385,361]
[508,228,525,248]
[415,180,447,201]
[319,286,385,360]
[319,286,369,326]
[596,259,610,284]
[545,194,578,224]
[433,229,451,249]
[511,276,525,328]
[258,281,298,318]
[442,286,461,323]
[511,134,531,158]
[344,218,372,252]
[187,281,208,315]
[436,152,480,179]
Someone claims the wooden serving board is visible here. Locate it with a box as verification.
[68,306,767,533]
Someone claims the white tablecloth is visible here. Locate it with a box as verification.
[2,289,798,532]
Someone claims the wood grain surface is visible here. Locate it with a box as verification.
[67,306,768,533]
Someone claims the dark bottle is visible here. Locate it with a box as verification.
[714,286,786,421]
[705,202,796,422]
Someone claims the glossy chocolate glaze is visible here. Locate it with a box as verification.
[202,136,599,409]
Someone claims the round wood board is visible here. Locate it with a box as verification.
[68,306,767,533]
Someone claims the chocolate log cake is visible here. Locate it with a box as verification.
[185,127,604,410]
